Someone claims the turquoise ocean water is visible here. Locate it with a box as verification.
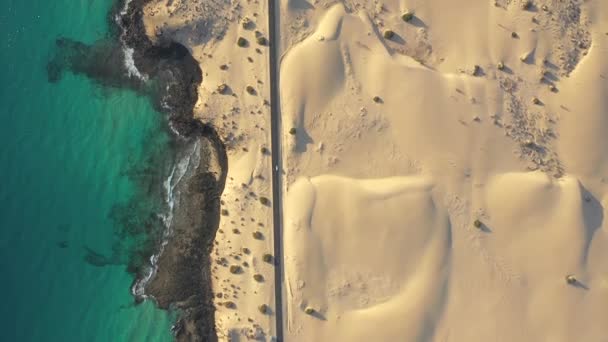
[0,0,174,340]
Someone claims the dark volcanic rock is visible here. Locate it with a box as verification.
[49,0,203,138]
[147,128,226,342]
[47,0,225,340]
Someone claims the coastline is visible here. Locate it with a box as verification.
[32,0,608,340]
[119,1,226,340]
[49,0,227,340]
[138,0,279,339]
[143,127,227,342]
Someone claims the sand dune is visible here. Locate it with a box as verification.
[284,175,451,341]
[283,173,608,341]
[279,0,608,341]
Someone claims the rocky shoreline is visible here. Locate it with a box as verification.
[120,1,226,340]
[48,0,226,340]
[145,130,226,342]
[117,0,203,136]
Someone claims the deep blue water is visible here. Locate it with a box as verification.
[0,0,174,340]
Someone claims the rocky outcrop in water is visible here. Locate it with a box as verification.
[47,0,225,340]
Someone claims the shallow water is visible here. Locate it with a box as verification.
[0,0,174,340]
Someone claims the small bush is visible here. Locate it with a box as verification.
[383,30,395,39]
[256,36,267,46]
[566,275,577,284]
[473,65,481,76]
[402,11,414,22]
[241,17,253,29]
[217,84,228,94]
[262,253,273,263]
[237,37,248,47]
[230,265,242,274]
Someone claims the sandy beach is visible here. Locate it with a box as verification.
[141,0,608,340]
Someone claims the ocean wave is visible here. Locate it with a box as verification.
[123,47,149,81]
[119,0,133,16]
[115,0,149,82]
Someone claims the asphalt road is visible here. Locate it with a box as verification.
[267,0,285,340]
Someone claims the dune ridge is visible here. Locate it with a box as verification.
[279,0,608,341]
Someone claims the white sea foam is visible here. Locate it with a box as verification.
[123,47,149,82]
[167,121,181,138]
[115,0,149,82]
[119,0,133,16]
